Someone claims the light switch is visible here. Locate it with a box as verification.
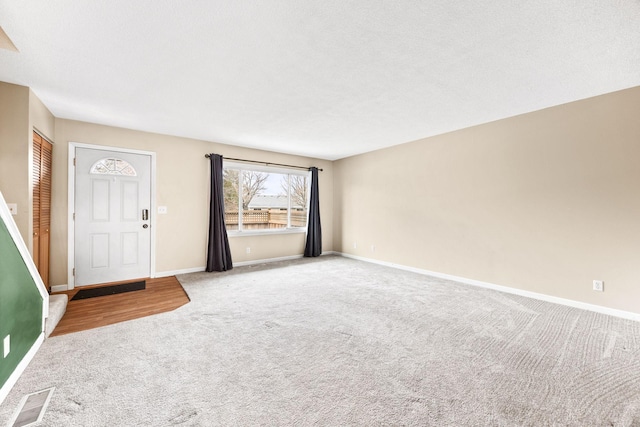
[7,203,17,215]
[158,206,168,214]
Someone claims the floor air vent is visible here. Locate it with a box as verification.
[8,387,55,427]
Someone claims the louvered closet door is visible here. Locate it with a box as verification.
[33,133,41,272]
[33,131,52,289]
[39,138,52,287]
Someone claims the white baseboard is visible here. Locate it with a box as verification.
[234,251,336,267]
[234,254,304,267]
[154,267,206,277]
[157,252,336,275]
[338,252,640,322]
[0,333,45,405]
[50,284,68,293]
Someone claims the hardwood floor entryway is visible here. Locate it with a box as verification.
[50,276,190,336]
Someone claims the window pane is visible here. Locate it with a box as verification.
[245,172,286,230]
[289,175,308,228]
[223,167,309,232]
[223,169,239,230]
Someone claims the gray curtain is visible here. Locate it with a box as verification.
[304,167,322,257]
[206,154,233,271]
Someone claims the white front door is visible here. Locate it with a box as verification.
[74,147,152,286]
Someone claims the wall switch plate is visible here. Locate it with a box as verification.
[3,335,9,358]
[7,203,17,215]
[157,206,168,214]
[593,280,604,292]
[246,247,251,254]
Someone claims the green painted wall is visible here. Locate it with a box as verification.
[0,218,43,387]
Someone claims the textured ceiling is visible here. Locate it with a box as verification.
[1,1,639,160]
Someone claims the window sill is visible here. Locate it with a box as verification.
[227,228,307,237]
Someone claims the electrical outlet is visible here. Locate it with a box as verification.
[246,247,251,254]
[353,242,357,249]
[593,280,604,292]
[371,245,375,252]
[157,206,168,214]
[3,335,9,358]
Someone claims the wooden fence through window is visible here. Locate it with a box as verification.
[225,210,307,230]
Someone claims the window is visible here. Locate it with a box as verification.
[223,162,309,233]
[90,158,137,176]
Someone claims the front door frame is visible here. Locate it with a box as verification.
[67,142,157,289]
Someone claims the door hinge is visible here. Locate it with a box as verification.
[73,213,75,220]
[72,268,75,276]
[73,158,76,166]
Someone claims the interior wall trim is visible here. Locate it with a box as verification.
[0,191,49,321]
[337,252,640,323]
[154,252,337,277]
[232,251,336,267]
[233,254,303,267]
[154,267,206,277]
[33,128,54,145]
[0,334,44,405]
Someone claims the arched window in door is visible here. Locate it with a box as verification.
[90,158,137,176]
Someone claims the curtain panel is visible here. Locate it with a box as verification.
[304,167,322,257]
[206,154,233,271]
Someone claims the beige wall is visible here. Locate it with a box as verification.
[29,88,56,255]
[334,86,640,314]
[0,83,55,254]
[0,82,30,244]
[5,79,638,316]
[29,89,55,140]
[52,119,333,286]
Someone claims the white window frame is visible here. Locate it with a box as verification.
[223,161,310,237]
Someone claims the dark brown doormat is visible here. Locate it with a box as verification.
[71,280,146,300]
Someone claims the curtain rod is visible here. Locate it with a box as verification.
[205,154,323,172]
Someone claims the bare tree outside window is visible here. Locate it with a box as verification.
[224,166,309,231]
[223,169,268,210]
[223,169,239,210]
[281,175,308,209]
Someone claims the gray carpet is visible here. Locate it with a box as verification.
[1,255,639,426]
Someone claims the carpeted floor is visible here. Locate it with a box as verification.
[1,255,639,426]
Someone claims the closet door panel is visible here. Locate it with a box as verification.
[33,133,42,271]
[32,131,52,288]
[39,138,52,286]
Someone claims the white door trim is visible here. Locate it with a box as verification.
[67,142,157,289]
